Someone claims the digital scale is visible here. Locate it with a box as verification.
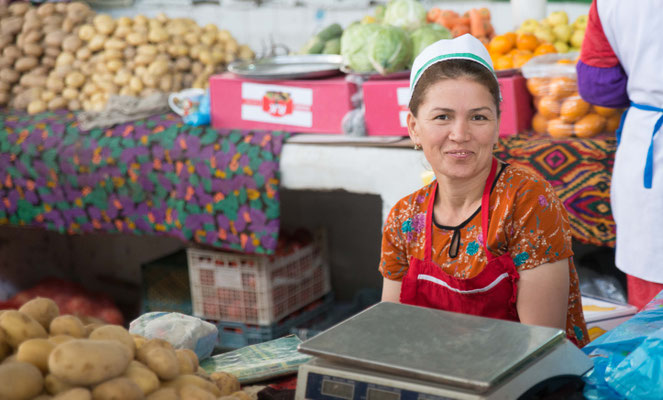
[295,302,593,400]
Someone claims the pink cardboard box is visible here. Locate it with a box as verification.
[363,74,533,137]
[210,73,357,134]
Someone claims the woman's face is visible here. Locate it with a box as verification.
[408,77,499,181]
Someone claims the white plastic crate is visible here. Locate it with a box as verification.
[187,230,330,325]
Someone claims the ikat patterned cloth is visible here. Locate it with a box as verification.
[0,110,288,255]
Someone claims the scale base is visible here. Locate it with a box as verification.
[295,338,592,400]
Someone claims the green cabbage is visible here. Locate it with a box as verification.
[383,0,427,31]
[367,25,412,75]
[410,24,452,61]
[340,23,381,73]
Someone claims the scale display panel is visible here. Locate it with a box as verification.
[298,302,566,392]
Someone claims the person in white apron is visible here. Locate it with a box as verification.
[577,0,663,308]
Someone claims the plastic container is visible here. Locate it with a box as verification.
[522,53,625,139]
[141,250,193,315]
[187,229,331,325]
[216,293,335,350]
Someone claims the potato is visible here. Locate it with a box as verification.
[37,2,55,17]
[16,338,56,373]
[175,374,220,396]
[195,366,209,380]
[210,372,240,396]
[75,47,91,61]
[43,15,64,28]
[132,334,147,351]
[23,42,43,57]
[3,45,21,60]
[45,46,61,58]
[28,99,47,114]
[62,35,82,53]
[89,325,136,358]
[66,2,91,24]
[93,14,115,35]
[45,373,75,395]
[49,96,68,111]
[15,56,39,72]
[52,387,92,400]
[92,377,143,400]
[106,59,122,72]
[62,88,79,101]
[8,2,30,16]
[1,16,23,35]
[179,385,216,400]
[77,24,95,41]
[49,339,132,386]
[68,99,82,111]
[0,329,11,361]
[42,56,56,68]
[24,30,43,44]
[62,17,76,34]
[146,388,178,400]
[0,362,44,400]
[88,34,107,52]
[0,310,48,347]
[34,395,54,400]
[44,31,66,47]
[137,340,179,381]
[0,68,19,84]
[124,360,159,395]
[0,35,13,49]
[49,315,86,338]
[127,31,148,46]
[175,350,194,375]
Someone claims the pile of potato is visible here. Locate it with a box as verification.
[0,2,255,114]
[0,297,248,400]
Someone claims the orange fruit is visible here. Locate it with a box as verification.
[495,54,514,70]
[593,105,618,117]
[549,77,577,99]
[548,118,574,138]
[560,95,591,123]
[512,51,533,68]
[504,32,517,47]
[538,95,561,119]
[606,113,623,132]
[516,33,539,52]
[556,59,576,65]
[574,113,607,138]
[489,35,513,55]
[533,43,557,56]
[526,77,551,97]
[532,113,548,134]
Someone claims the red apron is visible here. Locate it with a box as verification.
[400,158,520,321]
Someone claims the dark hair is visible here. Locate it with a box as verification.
[408,59,501,118]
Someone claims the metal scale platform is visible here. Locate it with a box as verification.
[295,302,593,400]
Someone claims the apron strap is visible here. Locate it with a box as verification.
[424,181,437,262]
[481,158,498,261]
[630,102,663,189]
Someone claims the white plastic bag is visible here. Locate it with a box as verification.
[129,312,218,361]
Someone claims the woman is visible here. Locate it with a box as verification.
[576,0,663,309]
[379,34,589,347]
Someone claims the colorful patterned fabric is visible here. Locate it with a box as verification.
[380,164,589,347]
[495,132,617,247]
[0,110,288,254]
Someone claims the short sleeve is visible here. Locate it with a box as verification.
[379,203,410,281]
[506,174,574,271]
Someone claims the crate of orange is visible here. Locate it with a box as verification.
[521,53,625,139]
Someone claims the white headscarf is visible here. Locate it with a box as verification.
[408,34,501,104]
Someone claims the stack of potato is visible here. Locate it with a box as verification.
[0,2,255,114]
[0,297,249,400]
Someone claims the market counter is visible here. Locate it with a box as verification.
[0,110,616,250]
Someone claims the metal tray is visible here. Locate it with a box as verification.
[227,55,344,80]
[340,65,411,80]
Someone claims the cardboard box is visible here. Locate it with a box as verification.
[363,74,533,137]
[210,73,357,134]
[582,295,639,342]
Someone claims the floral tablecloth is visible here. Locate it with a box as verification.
[495,132,617,247]
[0,110,288,254]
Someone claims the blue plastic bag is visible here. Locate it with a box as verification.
[582,291,663,399]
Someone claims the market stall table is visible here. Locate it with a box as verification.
[0,110,617,251]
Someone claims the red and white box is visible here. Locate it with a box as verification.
[363,74,533,137]
[209,73,357,134]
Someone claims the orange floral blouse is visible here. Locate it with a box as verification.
[380,163,589,347]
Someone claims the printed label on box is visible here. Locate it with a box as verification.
[214,268,243,289]
[241,82,313,127]
[397,87,410,128]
